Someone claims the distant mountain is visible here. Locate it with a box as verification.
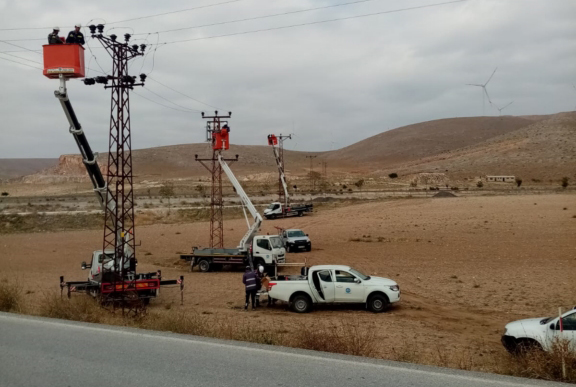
[0,159,58,180]
[14,112,575,184]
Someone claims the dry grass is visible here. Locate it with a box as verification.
[0,278,22,312]
[291,321,377,357]
[38,293,104,323]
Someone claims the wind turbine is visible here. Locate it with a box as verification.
[467,67,497,116]
[494,101,514,116]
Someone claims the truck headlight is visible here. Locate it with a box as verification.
[389,285,399,291]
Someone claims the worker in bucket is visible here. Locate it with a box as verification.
[66,24,85,45]
[242,266,258,310]
[48,27,63,44]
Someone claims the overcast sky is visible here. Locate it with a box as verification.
[0,0,575,158]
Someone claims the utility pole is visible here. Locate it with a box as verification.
[195,111,236,249]
[275,134,291,205]
[306,155,318,191]
[86,25,146,311]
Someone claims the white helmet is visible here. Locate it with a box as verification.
[53,26,60,31]
[75,23,81,28]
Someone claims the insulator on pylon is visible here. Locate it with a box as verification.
[97,24,105,33]
[110,34,117,42]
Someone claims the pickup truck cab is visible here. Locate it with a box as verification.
[502,308,576,353]
[268,265,400,313]
[281,229,311,252]
[264,202,313,219]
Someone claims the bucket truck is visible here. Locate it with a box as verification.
[43,47,181,302]
[264,134,313,219]
[180,155,286,272]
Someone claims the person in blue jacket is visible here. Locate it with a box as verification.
[66,24,85,45]
[242,266,259,310]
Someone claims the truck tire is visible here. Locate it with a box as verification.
[198,259,211,273]
[367,293,389,313]
[298,211,303,217]
[286,244,291,253]
[306,244,311,252]
[290,294,312,313]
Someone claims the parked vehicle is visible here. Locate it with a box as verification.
[280,228,311,252]
[502,308,576,353]
[267,265,400,313]
[264,202,313,219]
[181,235,286,272]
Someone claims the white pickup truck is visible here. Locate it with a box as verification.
[502,308,576,353]
[267,265,400,313]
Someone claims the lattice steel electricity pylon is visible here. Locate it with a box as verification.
[195,111,236,249]
[88,25,146,307]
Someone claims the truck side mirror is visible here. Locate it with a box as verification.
[81,261,87,270]
[550,323,556,330]
[306,234,309,236]
[354,278,361,284]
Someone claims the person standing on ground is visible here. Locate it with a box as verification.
[66,24,85,45]
[48,27,63,44]
[242,266,258,310]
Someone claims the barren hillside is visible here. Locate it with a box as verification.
[0,158,57,180]
[14,112,574,185]
[324,116,542,169]
[394,112,576,181]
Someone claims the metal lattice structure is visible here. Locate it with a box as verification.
[195,112,235,249]
[274,134,291,205]
[90,27,145,307]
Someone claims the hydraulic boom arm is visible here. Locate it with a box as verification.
[218,155,263,253]
[54,75,106,207]
[272,145,290,207]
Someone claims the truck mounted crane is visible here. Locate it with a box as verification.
[181,154,286,272]
[264,134,313,219]
[43,44,181,303]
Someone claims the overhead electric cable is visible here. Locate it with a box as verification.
[133,0,383,36]
[148,77,222,110]
[132,90,198,113]
[152,0,467,46]
[107,0,245,25]
[143,87,202,112]
[0,55,43,70]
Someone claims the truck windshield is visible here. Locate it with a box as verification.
[287,230,306,237]
[267,203,277,210]
[270,237,283,249]
[349,268,369,280]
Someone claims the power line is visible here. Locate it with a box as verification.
[108,0,245,25]
[148,77,222,110]
[133,0,383,36]
[153,0,467,46]
[142,86,202,112]
[0,52,42,64]
[132,90,198,113]
[0,39,43,55]
[0,55,42,70]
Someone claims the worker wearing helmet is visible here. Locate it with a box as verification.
[66,24,85,45]
[48,27,63,44]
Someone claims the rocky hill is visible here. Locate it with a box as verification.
[0,158,57,180]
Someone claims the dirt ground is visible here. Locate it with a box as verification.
[1,193,575,362]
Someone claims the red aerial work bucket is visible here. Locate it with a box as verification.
[42,44,85,79]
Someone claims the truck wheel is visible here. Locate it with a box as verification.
[290,294,312,313]
[306,245,311,252]
[286,245,291,253]
[198,259,211,273]
[367,293,389,313]
[298,211,303,217]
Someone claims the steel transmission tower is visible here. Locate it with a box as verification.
[87,25,147,305]
[195,111,236,249]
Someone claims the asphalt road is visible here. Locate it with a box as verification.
[0,313,565,387]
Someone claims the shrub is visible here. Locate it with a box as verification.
[0,279,22,312]
[389,173,398,179]
[476,181,484,188]
[39,293,103,323]
[1,192,8,196]
[516,178,523,188]
[561,177,569,188]
[354,179,365,190]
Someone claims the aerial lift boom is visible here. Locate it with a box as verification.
[218,155,263,255]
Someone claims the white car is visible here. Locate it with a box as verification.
[502,308,576,353]
[267,265,400,313]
